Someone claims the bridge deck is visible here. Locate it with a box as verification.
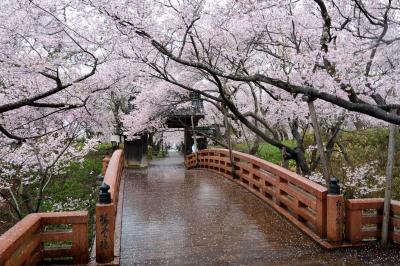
[120,152,399,265]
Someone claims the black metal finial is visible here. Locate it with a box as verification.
[99,182,111,204]
[328,176,341,195]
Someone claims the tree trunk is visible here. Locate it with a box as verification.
[281,147,289,169]
[290,119,311,175]
[223,105,235,178]
[191,115,198,165]
[249,137,260,155]
[381,111,397,245]
[0,191,23,219]
[308,100,330,187]
[21,185,36,213]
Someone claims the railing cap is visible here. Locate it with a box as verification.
[103,149,124,202]
[197,148,328,198]
[346,198,384,210]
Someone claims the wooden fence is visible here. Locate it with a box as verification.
[0,211,89,265]
[186,148,400,248]
[346,198,400,244]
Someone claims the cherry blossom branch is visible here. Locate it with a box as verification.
[209,71,298,158]
[0,121,77,142]
[0,124,24,142]
[149,39,400,124]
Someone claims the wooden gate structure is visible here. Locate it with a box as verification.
[124,92,206,168]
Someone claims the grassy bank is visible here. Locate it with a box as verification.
[234,140,296,165]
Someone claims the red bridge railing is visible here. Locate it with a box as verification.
[346,199,400,244]
[186,148,400,248]
[95,149,125,264]
[0,149,125,265]
[0,211,89,265]
[186,149,328,243]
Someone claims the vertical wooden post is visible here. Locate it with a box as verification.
[327,194,344,243]
[275,177,284,208]
[72,223,89,264]
[345,202,363,244]
[96,203,115,263]
[316,195,327,238]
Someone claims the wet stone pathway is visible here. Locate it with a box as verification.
[120,152,400,265]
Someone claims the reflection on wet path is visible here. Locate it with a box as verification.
[121,152,400,265]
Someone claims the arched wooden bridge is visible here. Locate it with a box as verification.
[1,149,400,265]
[119,151,400,265]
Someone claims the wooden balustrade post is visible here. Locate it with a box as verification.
[345,202,363,244]
[96,203,115,263]
[72,222,89,264]
[316,195,327,238]
[275,177,284,208]
[96,182,115,263]
[327,194,344,243]
[102,155,111,176]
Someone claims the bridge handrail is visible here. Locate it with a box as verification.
[186,148,328,239]
[0,211,89,265]
[95,149,125,264]
[346,198,400,244]
[103,149,124,203]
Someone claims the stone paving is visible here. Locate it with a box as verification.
[120,151,400,265]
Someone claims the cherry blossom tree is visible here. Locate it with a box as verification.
[2,1,400,235]
[0,0,127,217]
[0,125,98,218]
